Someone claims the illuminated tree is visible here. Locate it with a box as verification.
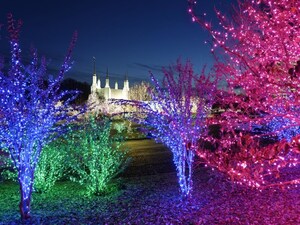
[129,81,152,101]
[121,60,218,197]
[0,15,80,219]
[67,116,130,196]
[188,0,300,188]
[188,0,300,132]
[1,138,68,193]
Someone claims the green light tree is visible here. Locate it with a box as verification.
[67,116,130,196]
[1,140,67,193]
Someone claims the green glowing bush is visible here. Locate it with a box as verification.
[67,116,130,196]
[33,140,67,193]
[113,121,127,134]
[0,150,14,182]
[0,140,67,193]
[0,166,16,182]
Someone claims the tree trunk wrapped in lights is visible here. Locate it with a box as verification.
[118,60,218,197]
[1,138,69,193]
[0,15,82,220]
[188,0,300,188]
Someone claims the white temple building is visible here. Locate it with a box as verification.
[90,62,130,100]
[87,59,131,114]
[90,70,129,100]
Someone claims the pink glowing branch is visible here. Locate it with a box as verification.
[188,0,300,189]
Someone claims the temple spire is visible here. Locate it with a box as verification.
[93,56,96,75]
[106,68,109,79]
[124,72,129,91]
[91,57,97,93]
[105,68,110,88]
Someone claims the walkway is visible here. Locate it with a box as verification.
[121,139,175,177]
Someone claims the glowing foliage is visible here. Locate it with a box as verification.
[188,0,300,188]
[188,0,300,132]
[268,116,300,142]
[0,15,80,219]
[129,81,152,101]
[121,60,217,197]
[1,140,67,193]
[199,129,300,188]
[33,141,67,193]
[67,116,130,196]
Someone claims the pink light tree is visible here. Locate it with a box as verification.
[0,15,81,220]
[188,0,300,188]
[119,60,219,197]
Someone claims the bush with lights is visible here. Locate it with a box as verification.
[1,139,68,193]
[66,116,130,196]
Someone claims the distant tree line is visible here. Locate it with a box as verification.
[60,78,90,104]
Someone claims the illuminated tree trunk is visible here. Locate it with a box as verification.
[18,162,34,220]
[0,14,80,220]
[176,146,194,197]
[19,183,33,220]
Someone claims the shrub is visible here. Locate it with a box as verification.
[67,116,130,196]
[33,140,67,193]
[0,140,68,193]
[0,149,14,182]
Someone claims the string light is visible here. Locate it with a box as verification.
[67,116,129,196]
[188,0,300,189]
[0,15,82,220]
[118,59,218,197]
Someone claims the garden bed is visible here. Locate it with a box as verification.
[1,167,299,224]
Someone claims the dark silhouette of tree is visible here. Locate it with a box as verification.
[60,78,90,104]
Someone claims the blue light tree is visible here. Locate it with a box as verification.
[121,60,217,197]
[0,15,81,220]
[266,106,300,143]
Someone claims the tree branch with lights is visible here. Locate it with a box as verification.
[188,0,300,189]
[0,15,82,220]
[118,59,218,197]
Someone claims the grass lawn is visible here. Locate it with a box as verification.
[1,168,300,225]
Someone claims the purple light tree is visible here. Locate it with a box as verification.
[0,15,81,220]
[187,0,300,189]
[121,60,218,197]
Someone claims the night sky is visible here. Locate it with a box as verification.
[0,0,235,86]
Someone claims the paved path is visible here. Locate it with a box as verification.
[121,139,175,177]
